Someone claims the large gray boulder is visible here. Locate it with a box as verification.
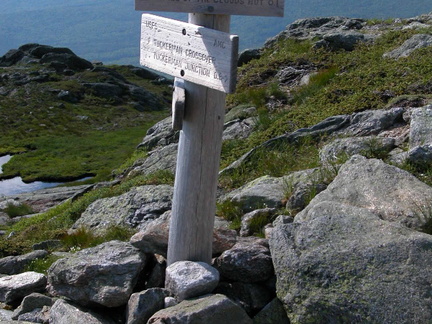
[72,185,173,233]
[384,34,432,59]
[47,241,146,308]
[220,167,319,213]
[50,299,116,324]
[269,201,432,323]
[0,272,47,305]
[147,294,252,324]
[407,143,432,165]
[165,261,219,301]
[339,107,405,137]
[299,155,432,232]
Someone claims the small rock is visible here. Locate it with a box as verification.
[215,282,273,316]
[407,143,432,165]
[165,261,219,301]
[12,292,53,320]
[214,241,274,283]
[240,208,277,237]
[126,288,168,324]
[409,105,432,148]
[252,298,290,324]
[17,306,49,324]
[164,297,177,308]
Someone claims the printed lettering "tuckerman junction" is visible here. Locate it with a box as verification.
[140,14,238,93]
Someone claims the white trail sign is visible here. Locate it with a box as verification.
[140,14,238,93]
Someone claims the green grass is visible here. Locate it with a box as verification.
[2,203,35,218]
[220,137,321,189]
[219,28,432,190]
[0,64,171,183]
[216,200,244,231]
[25,254,62,275]
[0,126,164,183]
[0,169,175,257]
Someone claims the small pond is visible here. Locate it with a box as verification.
[0,155,62,196]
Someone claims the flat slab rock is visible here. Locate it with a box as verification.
[72,185,173,233]
[0,185,91,213]
[147,294,252,324]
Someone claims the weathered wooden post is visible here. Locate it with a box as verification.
[168,13,231,265]
[136,0,284,265]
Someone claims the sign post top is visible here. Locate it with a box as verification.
[135,0,284,17]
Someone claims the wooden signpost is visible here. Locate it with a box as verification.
[137,0,284,266]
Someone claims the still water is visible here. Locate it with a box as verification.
[0,155,62,196]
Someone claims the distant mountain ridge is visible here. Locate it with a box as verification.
[1,0,431,65]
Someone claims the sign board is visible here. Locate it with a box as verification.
[135,0,284,17]
[140,14,239,93]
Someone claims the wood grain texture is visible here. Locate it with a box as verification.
[172,78,185,131]
[167,14,229,265]
[135,0,285,17]
[140,14,238,93]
